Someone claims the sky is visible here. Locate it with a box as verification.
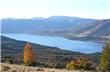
[0,0,110,19]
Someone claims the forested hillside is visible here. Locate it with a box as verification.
[1,36,101,68]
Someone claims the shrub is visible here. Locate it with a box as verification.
[66,57,93,70]
[3,55,13,64]
[66,62,74,70]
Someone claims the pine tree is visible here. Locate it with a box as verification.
[23,43,36,66]
[98,43,110,72]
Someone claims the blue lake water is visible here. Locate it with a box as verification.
[2,33,104,53]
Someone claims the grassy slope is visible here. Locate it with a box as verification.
[0,63,95,72]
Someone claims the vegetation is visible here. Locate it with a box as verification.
[1,36,88,68]
[66,57,94,70]
[1,36,105,71]
[1,63,95,72]
[97,43,110,72]
[3,55,13,64]
[23,43,36,66]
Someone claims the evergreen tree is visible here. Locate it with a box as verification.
[98,43,110,72]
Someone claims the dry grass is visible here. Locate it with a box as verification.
[0,63,95,72]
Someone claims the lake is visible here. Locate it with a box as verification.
[2,33,104,53]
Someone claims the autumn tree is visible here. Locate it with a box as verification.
[23,43,36,66]
[97,43,110,72]
[66,57,93,70]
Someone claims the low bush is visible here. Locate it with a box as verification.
[66,57,94,70]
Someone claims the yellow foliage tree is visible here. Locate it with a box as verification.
[66,57,93,70]
[23,43,36,66]
[66,62,74,70]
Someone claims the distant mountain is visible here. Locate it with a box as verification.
[71,19,110,37]
[1,35,101,68]
[63,19,110,40]
[1,16,96,33]
[33,19,110,42]
[1,16,110,41]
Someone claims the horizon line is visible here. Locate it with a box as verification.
[0,15,110,20]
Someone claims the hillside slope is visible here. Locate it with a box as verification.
[72,19,110,38]
[1,36,101,68]
[1,35,85,68]
[33,19,110,41]
[0,63,95,72]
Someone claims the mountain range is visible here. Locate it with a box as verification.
[36,19,110,42]
[1,16,110,41]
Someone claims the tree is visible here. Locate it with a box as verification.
[16,53,23,64]
[98,43,110,72]
[23,43,36,66]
